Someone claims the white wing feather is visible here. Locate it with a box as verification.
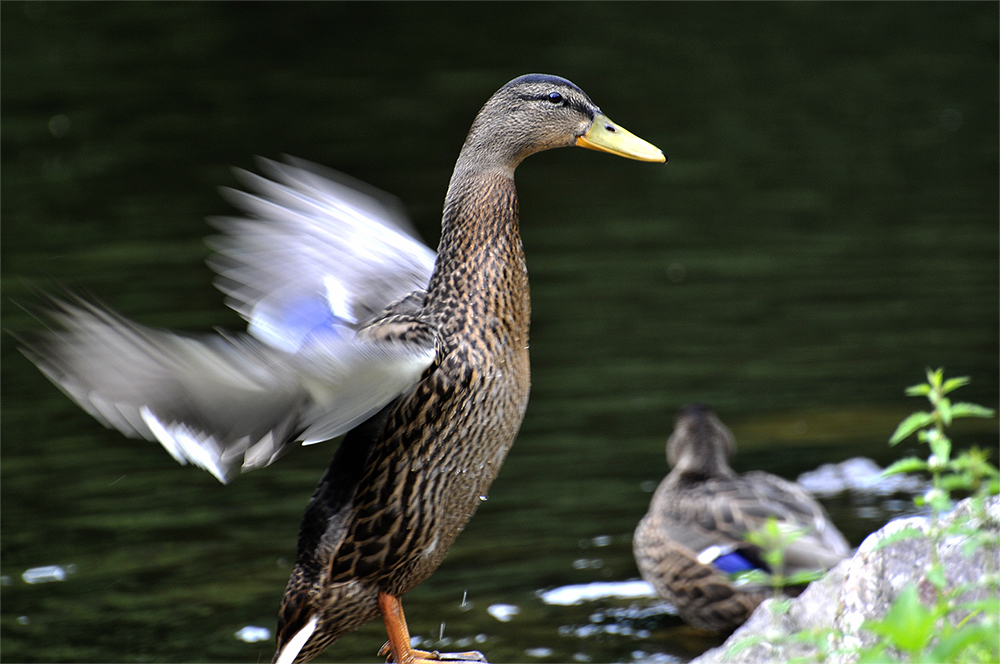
[209,157,436,350]
[20,158,439,482]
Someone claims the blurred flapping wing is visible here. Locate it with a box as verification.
[19,158,440,482]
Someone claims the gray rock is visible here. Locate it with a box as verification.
[691,495,1000,664]
[796,457,927,497]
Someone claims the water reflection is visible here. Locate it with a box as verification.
[797,457,928,497]
[20,565,75,585]
[540,581,656,606]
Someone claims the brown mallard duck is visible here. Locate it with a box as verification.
[19,74,664,663]
[633,404,850,632]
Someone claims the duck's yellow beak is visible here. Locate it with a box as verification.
[576,113,666,163]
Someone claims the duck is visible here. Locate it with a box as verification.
[18,74,665,664]
[633,404,850,632]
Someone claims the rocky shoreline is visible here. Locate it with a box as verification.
[692,495,1000,664]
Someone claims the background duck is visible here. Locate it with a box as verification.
[19,74,664,663]
[633,404,850,632]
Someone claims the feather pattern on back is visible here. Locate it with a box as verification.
[17,73,667,663]
[634,404,850,632]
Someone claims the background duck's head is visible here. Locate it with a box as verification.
[666,403,738,481]
[455,73,665,178]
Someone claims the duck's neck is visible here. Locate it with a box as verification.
[425,169,530,336]
[667,450,737,486]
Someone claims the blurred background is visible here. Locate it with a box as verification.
[2,3,997,663]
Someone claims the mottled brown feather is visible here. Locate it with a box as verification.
[273,73,663,663]
[633,404,849,633]
[273,175,530,662]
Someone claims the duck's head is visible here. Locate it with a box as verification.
[666,404,738,481]
[455,73,666,178]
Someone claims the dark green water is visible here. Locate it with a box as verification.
[2,3,997,663]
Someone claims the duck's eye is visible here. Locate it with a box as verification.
[547,92,563,104]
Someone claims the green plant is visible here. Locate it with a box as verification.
[857,579,1000,663]
[861,369,998,663]
[885,368,997,519]
[724,370,999,663]
[732,516,827,597]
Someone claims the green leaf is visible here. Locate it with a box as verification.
[772,598,792,614]
[785,569,826,586]
[730,569,770,586]
[926,367,944,389]
[724,635,766,658]
[952,447,1000,477]
[940,473,974,492]
[929,622,999,662]
[928,434,951,466]
[882,457,928,476]
[906,383,932,397]
[763,549,782,571]
[862,584,936,654]
[890,411,935,444]
[925,564,947,590]
[941,376,970,395]
[854,645,891,664]
[926,488,953,513]
[872,526,926,550]
[949,402,997,419]
[787,627,837,648]
[939,397,953,426]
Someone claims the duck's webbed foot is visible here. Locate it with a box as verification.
[377,643,487,664]
[377,591,488,664]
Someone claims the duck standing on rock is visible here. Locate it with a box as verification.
[19,74,665,663]
[633,404,850,632]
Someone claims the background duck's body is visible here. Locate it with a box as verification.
[634,405,850,632]
[19,74,664,663]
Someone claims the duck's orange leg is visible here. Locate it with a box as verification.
[377,591,486,664]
